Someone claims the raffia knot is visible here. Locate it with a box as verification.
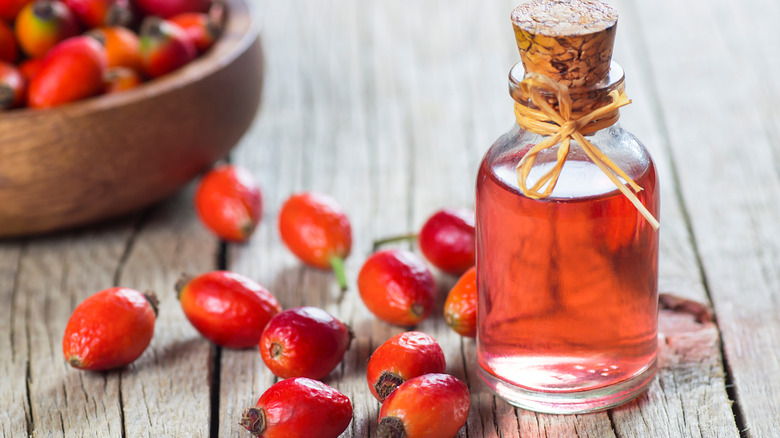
[559,120,578,139]
[513,72,660,230]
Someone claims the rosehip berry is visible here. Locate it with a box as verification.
[278,192,352,291]
[367,331,446,401]
[0,20,18,64]
[169,12,218,53]
[240,377,353,438]
[358,249,436,327]
[377,373,470,438]
[86,26,141,72]
[0,62,25,110]
[418,208,475,275]
[0,0,34,21]
[259,307,352,380]
[62,287,158,371]
[444,266,477,338]
[194,164,262,243]
[15,0,80,59]
[176,271,281,349]
[134,0,210,19]
[27,36,107,108]
[138,16,196,78]
[64,0,131,28]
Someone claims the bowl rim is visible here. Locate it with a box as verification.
[0,0,257,120]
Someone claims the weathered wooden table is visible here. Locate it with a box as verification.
[3,0,779,436]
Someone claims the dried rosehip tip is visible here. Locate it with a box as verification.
[239,407,265,436]
[143,291,159,317]
[104,1,132,27]
[376,417,406,438]
[375,371,405,400]
[66,355,83,368]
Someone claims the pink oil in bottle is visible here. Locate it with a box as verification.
[476,139,659,413]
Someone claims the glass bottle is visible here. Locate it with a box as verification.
[475,0,659,414]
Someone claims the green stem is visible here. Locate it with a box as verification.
[330,256,348,292]
[371,233,418,252]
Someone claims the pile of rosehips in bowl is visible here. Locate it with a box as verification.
[0,0,221,109]
[62,163,480,437]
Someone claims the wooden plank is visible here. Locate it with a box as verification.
[116,188,218,437]
[606,0,740,436]
[624,0,780,435]
[216,0,310,434]
[0,242,29,438]
[17,223,134,437]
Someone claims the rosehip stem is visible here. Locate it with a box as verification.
[371,233,418,252]
[330,256,348,292]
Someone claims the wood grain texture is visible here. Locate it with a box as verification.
[0,242,29,438]
[116,187,218,438]
[624,0,780,435]
[0,0,262,237]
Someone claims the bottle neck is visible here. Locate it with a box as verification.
[509,61,626,135]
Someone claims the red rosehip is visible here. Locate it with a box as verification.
[444,266,477,338]
[0,20,18,64]
[418,208,475,275]
[138,16,196,78]
[134,0,209,19]
[278,192,352,291]
[15,0,80,59]
[176,271,281,349]
[0,62,25,110]
[27,36,107,108]
[358,249,436,327]
[377,373,470,438]
[194,164,263,243]
[62,287,158,371]
[169,12,218,53]
[64,0,131,28]
[240,377,353,438]
[367,331,446,401]
[259,307,352,380]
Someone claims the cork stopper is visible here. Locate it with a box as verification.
[512,0,618,88]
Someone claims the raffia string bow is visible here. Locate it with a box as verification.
[514,73,660,230]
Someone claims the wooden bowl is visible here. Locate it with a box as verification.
[0,0,263,238]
